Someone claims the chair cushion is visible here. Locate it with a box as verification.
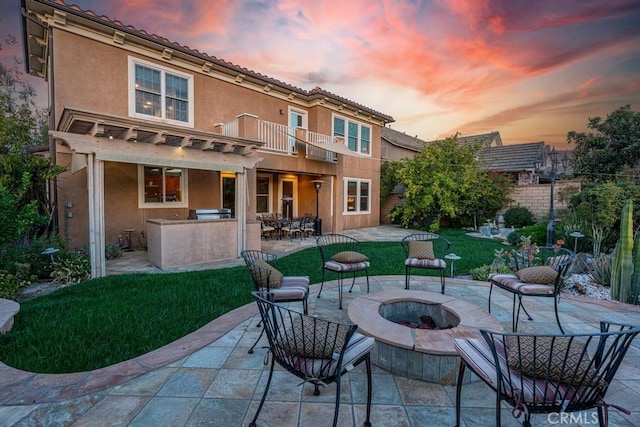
[490,274,556,296]
[516,266,558,284]
[250,259,283,289]
[408,241,435,259]
[324,260,370,272]
[332,251,369,263]
[455,337,596,406]
[285,317,350,358]
[405,258,446,269]
[505,335,600,385]
[289,333,375,379]
[270,287,308,301]
[271,276,310,301]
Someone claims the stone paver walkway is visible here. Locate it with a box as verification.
[2,226,640,426]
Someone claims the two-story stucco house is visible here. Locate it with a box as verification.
[21,0,393,276]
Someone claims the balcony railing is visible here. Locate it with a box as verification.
[217,114,336,161]
[307,130,337,162]
[258,121,295,154]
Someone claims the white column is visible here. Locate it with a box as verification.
[95,158,106,276]
[236,170,247,256]
[87,154,106,278]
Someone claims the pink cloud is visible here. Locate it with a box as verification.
[6,0,639,148]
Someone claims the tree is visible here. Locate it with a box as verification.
[390,136,513,231]
[0,60,64,246]
[460,169,514,230]
[567,105,640,183]
[380,160,402,203]
[571,182,625,256]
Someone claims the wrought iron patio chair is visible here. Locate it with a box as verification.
[241,250,310,353]
[281,217,303,240]
[455,322,640,427]
[316,233,370,309]
[301,213,317,238]
[249,291,373,427]
[401,233,450,293]
[260,220,276,240]
[488,246,575,333]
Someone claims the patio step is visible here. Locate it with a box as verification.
[0,298,19,334]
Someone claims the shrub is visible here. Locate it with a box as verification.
[105,244,123,260]
[518,222,548,246]
[50,252,91,284]
[0,271,24,300]
[506,230,522,245]
[0,263,34,300]
[503,205,535,228]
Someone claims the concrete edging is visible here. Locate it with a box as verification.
[0,298,19,335]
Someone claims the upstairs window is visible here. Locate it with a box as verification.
[129,57,193,127]
[333,116,371,155]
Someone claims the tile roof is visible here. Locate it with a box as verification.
[382,128,503,152]
[26,0,394,123]
[477,142,544,171]
[381,127,427,152]
[450,131,502,148]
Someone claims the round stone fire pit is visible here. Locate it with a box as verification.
[347,289,503,385]
[380,300,460,329]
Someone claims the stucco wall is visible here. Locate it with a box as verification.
[50,23,386,251]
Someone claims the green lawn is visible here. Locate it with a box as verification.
[0,228,504,373]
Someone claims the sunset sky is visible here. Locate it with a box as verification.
[2,0,639,148]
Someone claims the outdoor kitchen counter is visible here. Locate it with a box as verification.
[146,218,239,269]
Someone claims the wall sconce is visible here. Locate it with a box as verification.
[279,109,284,115]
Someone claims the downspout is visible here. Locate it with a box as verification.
[48,23,59,235]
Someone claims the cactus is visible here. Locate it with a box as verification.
[590,253,612,287]
[632,232,640,303]
[610,199,635,303]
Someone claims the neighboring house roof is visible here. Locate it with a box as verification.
[381,127,428,152]
[21,0,393,124]
[452,131,503,148]
[381,128,503,153]
[477,142,544,171]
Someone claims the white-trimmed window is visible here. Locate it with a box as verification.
[256,174,271,214]
[129,57,194,127]
[333,115,371,155]
[139,165,188,207]
[344,178,370,213]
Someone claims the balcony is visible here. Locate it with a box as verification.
[217,114,337,162]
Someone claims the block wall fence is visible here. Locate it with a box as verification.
[380,181,581,225]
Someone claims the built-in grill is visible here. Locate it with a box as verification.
[188,208,232,220]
